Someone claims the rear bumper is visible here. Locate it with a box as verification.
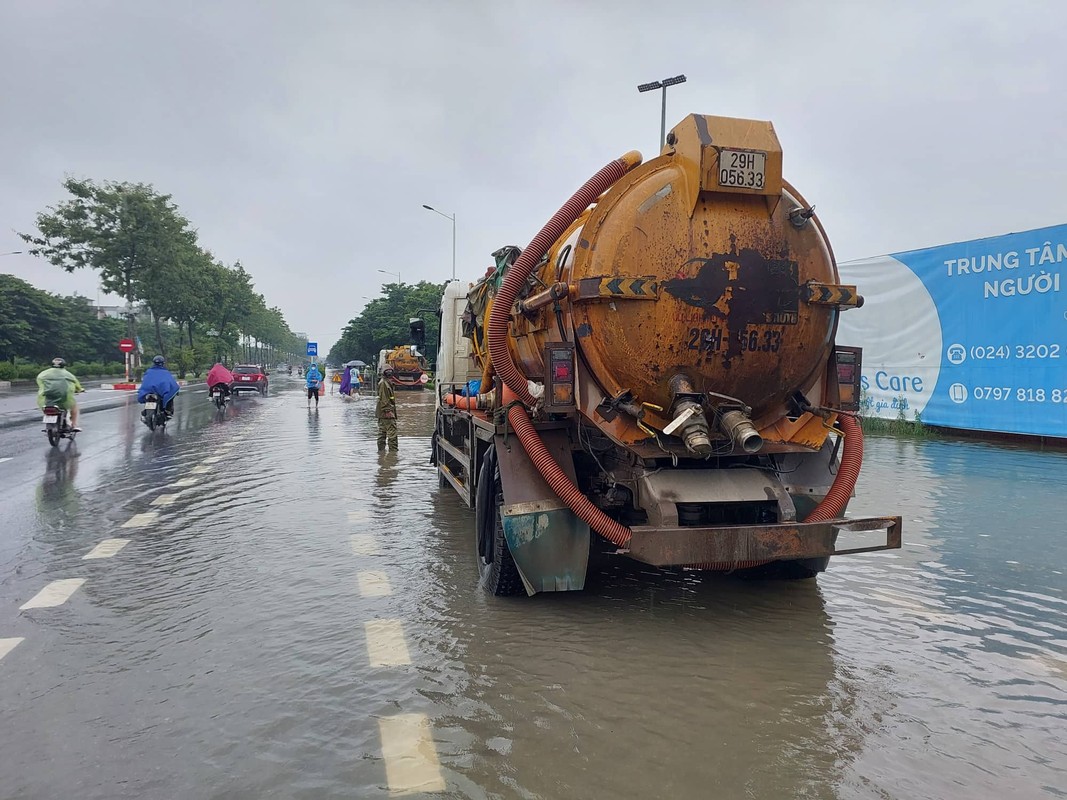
[232,383,265,392]
[624,516,902,566]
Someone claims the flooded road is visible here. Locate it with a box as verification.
[0,379,1064,799]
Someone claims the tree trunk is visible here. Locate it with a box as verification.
[153,311,165,359]
[188,321,194,349]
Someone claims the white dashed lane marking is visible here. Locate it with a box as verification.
[0,637,24,662]
[348,509,372,523]
[190,465,210,474]
[20,579,86,610]
[364,620,411,667]
[379,713,446,795]
[0,457,12,465]
[151,494,180,506]
[172,477,199,488]
[122,512,160,528]
[202,456,224,464]
[83,538,130,560]
[358,571,392,597]
[351,534,381,556]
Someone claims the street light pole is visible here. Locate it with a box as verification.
[638,74,687,149]
[422,204,456,280]
[0,250,24,256]
[377,268,401,284]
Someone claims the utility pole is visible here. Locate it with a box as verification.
[638,74,687,149]
[422,205,456,280]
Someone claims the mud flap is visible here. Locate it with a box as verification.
[495,431,590,594]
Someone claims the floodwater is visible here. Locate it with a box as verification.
[0,380,1063,799]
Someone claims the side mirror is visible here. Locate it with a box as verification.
[409,318,426,350]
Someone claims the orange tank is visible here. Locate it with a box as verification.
[506,114,862,450]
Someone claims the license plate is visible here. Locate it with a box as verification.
[145,402,157,410]
[43,415,58,423]
[718,148,767,190]
[241,376,251,381]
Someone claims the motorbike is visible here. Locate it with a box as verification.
[210,384,230,409]
[42,405,77,447]
[141,393,169,431]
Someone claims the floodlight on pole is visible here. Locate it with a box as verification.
[422,204,456,280]
[378,268,401,284]
[637,73,687,149]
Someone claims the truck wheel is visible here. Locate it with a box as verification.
[781,556,830,579]
[477,465,524,597]
[745,556,830,580]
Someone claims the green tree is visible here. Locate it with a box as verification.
[0,274,126,365]
[329,281,444,367]
[19,178,200,357]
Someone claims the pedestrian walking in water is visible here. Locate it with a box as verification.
[306,363,322,408]
[376,367,398,451]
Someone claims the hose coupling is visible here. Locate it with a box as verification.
[718,409,763,454]
[665,373,713,455]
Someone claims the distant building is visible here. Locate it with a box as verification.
[92,303,148,321]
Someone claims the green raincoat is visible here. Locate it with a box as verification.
[36,367,83,410]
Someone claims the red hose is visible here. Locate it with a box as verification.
[487,152,641,406]
[485,153,641,549]
[804,414,863,522]
[442,393,479,410]
[506,399,632,548]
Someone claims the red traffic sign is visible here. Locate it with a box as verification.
[119,339,135,353]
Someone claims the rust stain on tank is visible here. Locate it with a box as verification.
[663,237,799,364]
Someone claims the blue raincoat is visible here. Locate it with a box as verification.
[306,366,322,389]
[137,365,180,405]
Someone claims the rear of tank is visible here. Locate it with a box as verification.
[496,115,901,585]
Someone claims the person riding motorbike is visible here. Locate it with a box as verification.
[305,363,322,407]
[206,362,234,400]
[137,355,180,419]
[36,357,85,431]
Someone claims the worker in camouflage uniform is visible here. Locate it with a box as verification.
[376,367,398,451]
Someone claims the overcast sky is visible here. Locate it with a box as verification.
[2,1,1064,346]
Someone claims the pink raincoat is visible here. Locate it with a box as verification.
[206,363,234,389]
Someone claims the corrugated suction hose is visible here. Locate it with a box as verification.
[803,414,863,522]
[486,153,641,548]
[487,152,641,407]
[504,387,632,548]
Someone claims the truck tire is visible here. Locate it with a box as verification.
[744,556,830,580]
[779,556,830,579]
[476,450,524,597]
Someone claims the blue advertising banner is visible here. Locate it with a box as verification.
[838,223,1067,438]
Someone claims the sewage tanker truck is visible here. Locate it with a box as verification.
[434,113,901,595]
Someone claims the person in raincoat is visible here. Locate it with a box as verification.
[36,357,85,430]
[339,365,353,398]
[206,362,234,400]
[137,355,181,418]
[376,367,398,451]
[306,363,322,408]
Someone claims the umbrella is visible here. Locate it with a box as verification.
[345,360,367,367]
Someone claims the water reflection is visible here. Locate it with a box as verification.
[404,459,849,798]
[4,387,1064,799]
[36,442,80,511]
